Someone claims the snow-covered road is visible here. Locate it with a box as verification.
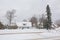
[0,33,60,40]
[0,29,60,40]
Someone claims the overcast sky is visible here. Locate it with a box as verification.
[0,0,60,24]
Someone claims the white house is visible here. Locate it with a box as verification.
[16,22,32,29]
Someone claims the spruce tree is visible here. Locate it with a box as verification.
[46,5,52,30]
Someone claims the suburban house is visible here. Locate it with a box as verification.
[16,22,32,29]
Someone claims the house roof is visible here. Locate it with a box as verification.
[16,22,32,27]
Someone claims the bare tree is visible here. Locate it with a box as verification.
[39,14,45,25]
[30,16,38,27]
[39,14,47,28]
[6,9,16,26]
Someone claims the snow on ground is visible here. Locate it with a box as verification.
[0,28,60,40]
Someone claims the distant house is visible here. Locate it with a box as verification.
[16,22,32,29]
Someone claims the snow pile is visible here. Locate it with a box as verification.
[0,29,50,34]
[55,27,60,30]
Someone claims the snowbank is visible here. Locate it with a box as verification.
[0,29,49,35]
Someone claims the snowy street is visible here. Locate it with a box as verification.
[0,29,60,40]
[0,33,60,40]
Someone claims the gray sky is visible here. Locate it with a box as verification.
[0,0,60,24]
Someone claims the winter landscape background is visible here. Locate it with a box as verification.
[0,0,60,40]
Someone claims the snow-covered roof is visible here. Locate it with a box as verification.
[16,22,32,27]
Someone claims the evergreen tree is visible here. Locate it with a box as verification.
[46,5,52,30]
[43,5,52,30]
[0,22,4,29]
